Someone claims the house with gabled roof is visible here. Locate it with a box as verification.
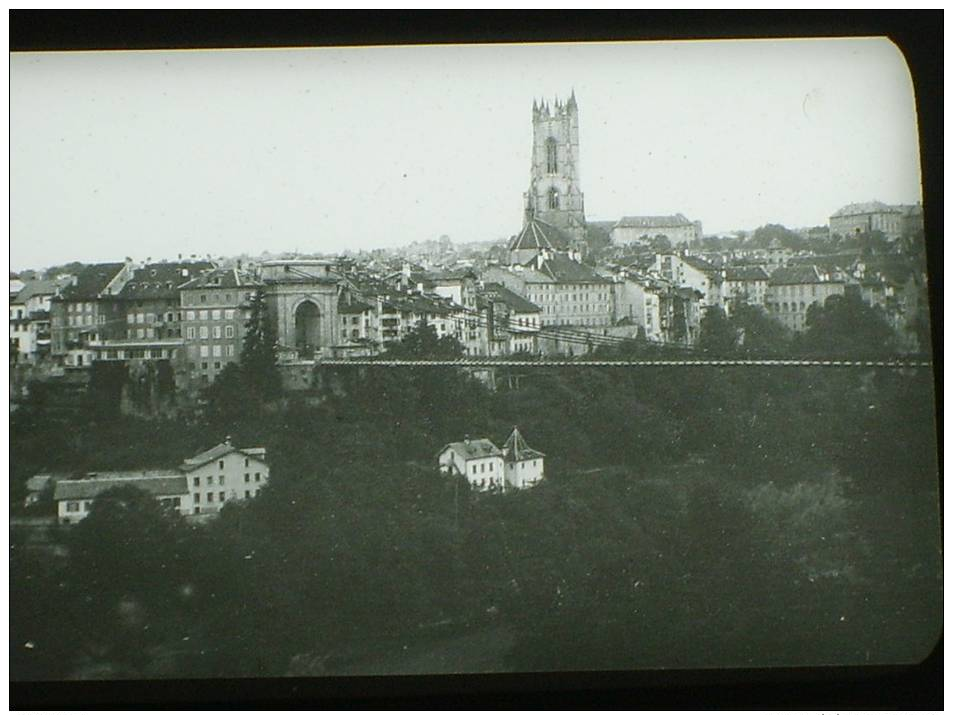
[438,428,545,492]
[179,439,269,516]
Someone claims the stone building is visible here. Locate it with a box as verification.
[259,259,342,361]
[765,265,846,333]
[611,214,703,246]
[829,201,924,241]
[50,262,136,366]
[523,93,587,249]
[179,267,260,386]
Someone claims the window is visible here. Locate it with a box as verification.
[219,460,225,470]
[219,474,225,485]
[186,327,196,339]
[84,501,92,511]
[225,345,234,357]
[207,492,214,503]
[207,475,214,485]
[201,361,209,369]
[219,491,226,502]
[200,294,207,303]
[193,477,200,487]
[480,463,485,473]
[244,458,249,467]
[193,493,200,503]
[214,361,221,369]
[212,345,222,357]
[199,326,209,339]
[200,345,209,358]
[199,310,208,320]
[245,473,250,483]
[173,497,181,507]
[186,310,195,321]
[225,325,234,339]
[255,472,261,482]
[245,490,251,498]
[194,506,201,514]
[212,309,221,320]
[472,464,477,475]
[547,187,559,209]
[489,462,494,471]
[225,309,235,320]
[127,314,135,324]
[545,136,558,174]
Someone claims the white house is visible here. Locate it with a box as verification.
[501,427,545,489]
[178,440,269,516]
[437,438,506,491]
[53,470,189,525]
[438,429,545,492]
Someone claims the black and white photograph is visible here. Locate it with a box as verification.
[9,21,941,706]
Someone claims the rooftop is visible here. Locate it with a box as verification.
[179,267,260,291]
[616,214,693,229]
[507,217,572,253]
[441,439,503,461]
[830,201,899,218]
[54,472,188,501]
[58,263,127,301]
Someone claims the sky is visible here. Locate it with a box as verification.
[11,38,922,271]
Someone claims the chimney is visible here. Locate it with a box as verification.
[464,434,470,446]
[224,435,232,446]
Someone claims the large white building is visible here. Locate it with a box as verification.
[438,428,545,492]
[179,440,269,516]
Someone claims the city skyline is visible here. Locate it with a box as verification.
[11,38,923,271]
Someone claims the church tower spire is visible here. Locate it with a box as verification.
[522,91,586,247]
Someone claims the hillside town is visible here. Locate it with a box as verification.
[10,94,928,395]
[10,57,940,689]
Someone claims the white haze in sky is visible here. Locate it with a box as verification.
[11,38,922,271]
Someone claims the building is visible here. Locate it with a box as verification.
[89,260,214,380]
[178,440,269,516]
[179,267,260,385]
[9,278,70,362]
[53,471,189,525]
[478,283,541,355]
[611,214,703,246]
[437,438,506,492]
[501,427,545,489]
[259,259,342,361]
[523,93,587,248]
[50,261,137,366]
[651,253,722,307]
[721,265,770,313]
[829,201,924,241]
[438,428,545,492]
[610,268,702,346]
[765,265,846,332]
[485,251,614,330]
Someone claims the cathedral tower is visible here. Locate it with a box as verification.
[523,91,587,245]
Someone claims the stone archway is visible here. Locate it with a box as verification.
[294,300,321,358]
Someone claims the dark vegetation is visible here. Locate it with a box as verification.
[10,297,941,680]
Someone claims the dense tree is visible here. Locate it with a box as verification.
[748,223,807,251]
[697,306,737,355]
[799,291,898,358]
[240,288,282,401]
[731,303,791,356]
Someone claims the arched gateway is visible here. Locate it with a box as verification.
[259,259,341,361]
[294,300,321,358]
